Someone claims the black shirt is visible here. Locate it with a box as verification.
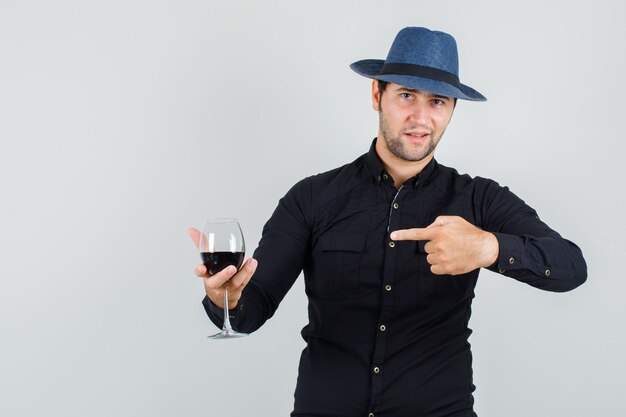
[204,138,587,417]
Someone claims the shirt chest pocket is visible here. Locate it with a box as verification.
[310,232,367,299]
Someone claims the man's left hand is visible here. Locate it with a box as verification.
[390,216,499,275]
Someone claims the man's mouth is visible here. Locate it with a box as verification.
[404,131,430,141]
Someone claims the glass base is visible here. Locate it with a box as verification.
[207,328,248,339]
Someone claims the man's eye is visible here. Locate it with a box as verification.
[432,99,445,105]
[400,93,413,100]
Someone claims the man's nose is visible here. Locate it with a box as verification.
[408,103,428,125]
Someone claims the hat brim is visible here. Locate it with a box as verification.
[350,59,486,102]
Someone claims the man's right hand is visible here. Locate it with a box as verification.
[187,227,258,309]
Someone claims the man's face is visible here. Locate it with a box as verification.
[372,81,455,162]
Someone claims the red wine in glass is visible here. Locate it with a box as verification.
[201,252,245,276]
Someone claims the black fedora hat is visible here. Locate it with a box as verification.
[350,27,486,101]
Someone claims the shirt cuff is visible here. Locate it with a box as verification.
[487,232,526,275]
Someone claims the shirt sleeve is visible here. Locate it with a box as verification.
[203,177,312,333]
[478,179,587,292]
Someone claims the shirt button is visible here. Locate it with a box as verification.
[498,269,506,274]
[393,202,399,209]
[389,241,395,248]
[385,284,392,291]
[509,257,515,265]
[379,324,386,332]
[545,269,551,277]
[368,414,375,417]
[382,174,389,180]
[373,366,380,374]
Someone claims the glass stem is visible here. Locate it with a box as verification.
[222,287,233,332]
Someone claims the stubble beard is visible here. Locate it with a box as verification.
[378,109,444,162]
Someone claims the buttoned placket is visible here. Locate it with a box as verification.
[367,180,408,414]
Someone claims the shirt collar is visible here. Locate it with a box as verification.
[365,137,438,188]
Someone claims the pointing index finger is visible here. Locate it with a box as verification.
[390,227,438,241]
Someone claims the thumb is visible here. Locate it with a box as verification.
[426,216,458,228]
[187,227,202,250]
[426,219,443,229]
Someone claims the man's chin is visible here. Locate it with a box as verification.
[390,144,434,162]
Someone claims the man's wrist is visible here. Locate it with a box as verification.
[481,231,499,268]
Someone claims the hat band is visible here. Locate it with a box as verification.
[379,63,461,88]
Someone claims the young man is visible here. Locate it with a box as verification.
[190,27,587,417]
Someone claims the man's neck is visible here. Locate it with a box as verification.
[375,137,434,189]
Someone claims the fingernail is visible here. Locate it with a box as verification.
[226,265,236,274]
[390,232,397,240]
[248,258,257,271]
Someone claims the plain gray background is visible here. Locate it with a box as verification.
[1,0,624,416]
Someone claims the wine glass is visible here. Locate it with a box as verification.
[199,218,247,339]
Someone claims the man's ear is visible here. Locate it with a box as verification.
[372,80,381,112]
